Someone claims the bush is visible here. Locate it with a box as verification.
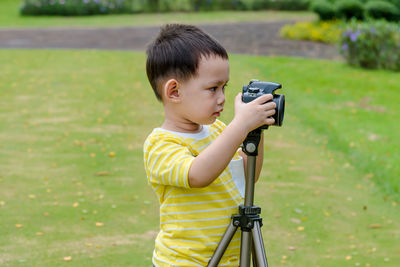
[280,20,342,43]
[159,0,192,12]
[19,0,312,14]
[336,0,364,20]
[388,0,400,9]
[340,20,400,71]
[194,0,310,11]
[365,0,400,21]
[311,0,337,20]
[264,0,311,10]
[20,0,133,16]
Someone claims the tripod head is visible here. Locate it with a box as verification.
[242,128,263,157]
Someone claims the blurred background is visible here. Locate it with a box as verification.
[0,0,399,266]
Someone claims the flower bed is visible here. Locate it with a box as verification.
[340,20,400,71]
[280,20,342,44]
[20,0,133,16]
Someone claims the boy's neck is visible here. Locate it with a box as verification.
[162,119,203,133]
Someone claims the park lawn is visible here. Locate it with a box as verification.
[0,0,316,28]
[0,49,399,266]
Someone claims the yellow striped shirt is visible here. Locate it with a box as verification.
[143,119,245,266]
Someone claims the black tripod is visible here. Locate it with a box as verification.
[208,128,268,267]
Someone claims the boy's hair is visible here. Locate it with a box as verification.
[146,24,228,101]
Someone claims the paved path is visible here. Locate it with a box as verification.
[0,21,341,60]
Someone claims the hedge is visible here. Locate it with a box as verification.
[20,0,312,16]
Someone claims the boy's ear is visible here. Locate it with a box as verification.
[163,79,181,103]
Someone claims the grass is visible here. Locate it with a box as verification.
[0,49,399,266]
[0,0,316,28]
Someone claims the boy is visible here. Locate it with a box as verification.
[143,24,276,266]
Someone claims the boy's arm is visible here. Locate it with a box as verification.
[188,94,275,188]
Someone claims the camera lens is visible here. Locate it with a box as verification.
[272,94,285,126]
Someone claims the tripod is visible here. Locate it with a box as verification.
[208,128,268,267]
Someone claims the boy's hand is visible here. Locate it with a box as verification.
[233,93,276,132]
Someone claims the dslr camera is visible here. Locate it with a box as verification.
[242,79,285,129]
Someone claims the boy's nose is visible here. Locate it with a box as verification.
[217,91,225,105]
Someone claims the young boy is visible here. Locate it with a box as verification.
[143,24,276,266]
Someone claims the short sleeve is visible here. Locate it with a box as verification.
[144,137,195,189]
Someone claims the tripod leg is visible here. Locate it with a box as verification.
[251,221,268,267]
[252,242,258,267]
[208,220,238,267]
[240,231,252,267]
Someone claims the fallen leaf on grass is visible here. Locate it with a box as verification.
[368,224,383,229]
[94,171,109,176]
[323,211,331,217]
[291,218,301,224]
[74,140,85,147]
[364,173,374,179]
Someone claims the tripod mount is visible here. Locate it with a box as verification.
[208,128,268,267]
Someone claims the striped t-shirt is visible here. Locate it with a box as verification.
[143,119,245,266]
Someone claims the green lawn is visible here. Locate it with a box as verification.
[0,50,399,266]
[0,0,316,28]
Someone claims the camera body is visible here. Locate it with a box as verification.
[242,80,285,129]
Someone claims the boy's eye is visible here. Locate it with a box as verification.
[209,83,228,92]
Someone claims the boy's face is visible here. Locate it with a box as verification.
[177,55,229,129]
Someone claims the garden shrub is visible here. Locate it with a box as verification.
[265,0,311,10]
[159,0,192,12]
[19,0,312,14]
[142,0,159,12]
[214,0,248,10]
[20,0,133,16]
[365,0,400,21]
[340,20,400,71]
[280,20,342,43]
[311,0,336,21]
[388,0,400,9]
[336,0,365,20]
[250,0,269,10]
[195,0,310,11]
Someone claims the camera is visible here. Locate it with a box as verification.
[242,79,285,129]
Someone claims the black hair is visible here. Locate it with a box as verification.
[146,24,228,101]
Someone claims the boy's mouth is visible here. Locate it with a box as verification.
[213,109,223,117]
